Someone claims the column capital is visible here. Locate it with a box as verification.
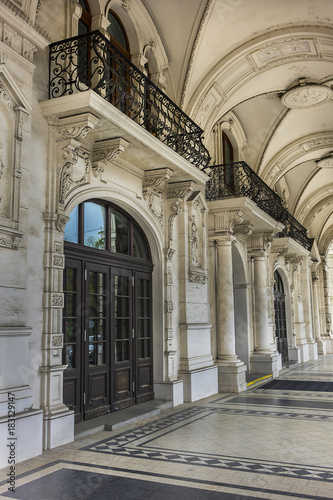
[215,234,237,246]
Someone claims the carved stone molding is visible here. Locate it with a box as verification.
[209,208,244,236]
[248,232,275,254]
[56,113,99,142]
[187,191,208,284]
[189,268,208,284]
[92,137,129,178]
[166,181,196,258]
[55,214,70,233]
[59,146,90,204]
[0,226,23,249]
[166,181,196,201]
[143,168,173,227]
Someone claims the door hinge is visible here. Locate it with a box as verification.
[133,381,135,393]
[132,328,135,339]
[132,276,134,287]
[84,269,87,281]
[84,330,87,342]
[83,393,86,405]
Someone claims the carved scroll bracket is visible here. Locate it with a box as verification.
[92,137,129,180]
[143,168,173,227]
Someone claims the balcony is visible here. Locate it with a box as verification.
[204,162,311,250]
[49,30,210,170]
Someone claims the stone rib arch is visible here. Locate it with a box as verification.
[187,25,333,134]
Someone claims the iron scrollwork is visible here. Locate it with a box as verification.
[204,162,311,251]
[49,31,210,169]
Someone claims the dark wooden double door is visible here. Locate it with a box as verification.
[63,257,153,422]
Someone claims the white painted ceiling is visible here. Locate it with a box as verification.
[143,0,333,253]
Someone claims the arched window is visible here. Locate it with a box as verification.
[105,10,131,113]
[222,131,234,164]
[64,200,150,260]
[107,10,130,58]
[78,0,91,35]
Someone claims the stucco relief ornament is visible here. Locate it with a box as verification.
[281,83,332,109]
[317,152,333,169]
[59,149,90,204]
[190,220,199,267]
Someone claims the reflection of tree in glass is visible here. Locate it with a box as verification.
[86,226,105,249]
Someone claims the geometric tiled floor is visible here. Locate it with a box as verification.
[1,355,333,499]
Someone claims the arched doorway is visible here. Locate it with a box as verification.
[62,200,154,422]
[274,270,288,362]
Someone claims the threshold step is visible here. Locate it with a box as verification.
[74,400,172,440]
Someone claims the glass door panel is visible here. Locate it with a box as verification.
[111,268,133,410]
[84,263,110,419]
[135,272,153,403]
[62,259,82,423]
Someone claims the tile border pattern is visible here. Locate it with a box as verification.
[84,406,333,483]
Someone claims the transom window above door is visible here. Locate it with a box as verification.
[64,201,150,260]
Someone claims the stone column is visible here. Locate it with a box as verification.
[216,236,238,361]
[252,252,272,352]
[214,235,246,392]
[249,236,279,377]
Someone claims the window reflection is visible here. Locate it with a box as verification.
[64,205,79,243]
[64,201,150,260]
[84,202,106,249]
[110,208,129,254]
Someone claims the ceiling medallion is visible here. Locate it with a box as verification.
[281,83,332,109]
[317,153,333,169]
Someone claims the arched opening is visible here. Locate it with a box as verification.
[274,270,288,362]
[62,200,153,422]
[106,9,132,114]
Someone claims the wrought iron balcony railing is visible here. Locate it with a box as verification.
[49,31,210,169]
[204,162,311,250]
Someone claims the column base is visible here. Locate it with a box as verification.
[0,409,43,468]
[154,379,184,407]
[43,407,74,450]
[317,340,327,355]
[250,351,280,378]
[179,365,218,402]
[216,360,247,393]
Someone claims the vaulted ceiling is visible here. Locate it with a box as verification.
[143,0,333,254]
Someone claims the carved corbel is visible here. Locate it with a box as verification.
[92,137,129,180]
[209,208,244,237]
[143,168,173,227]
